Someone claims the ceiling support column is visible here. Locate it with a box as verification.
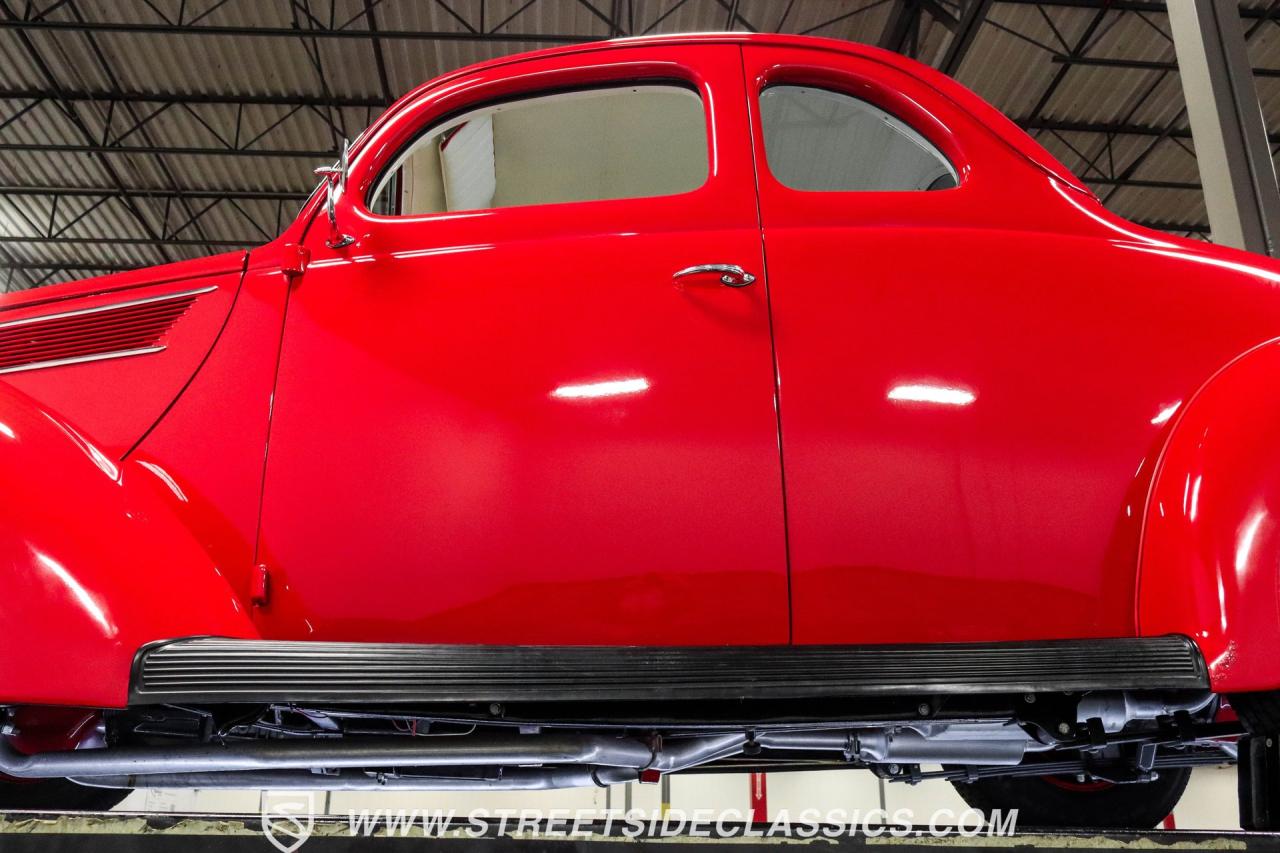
[1168,0,1280,255]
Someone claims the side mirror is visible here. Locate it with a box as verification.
[313,139,356,250]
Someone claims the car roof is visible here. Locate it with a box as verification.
[368,31,1088,196]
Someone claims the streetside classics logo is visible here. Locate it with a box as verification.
[261,792,318,853]
[258,804,1018,850]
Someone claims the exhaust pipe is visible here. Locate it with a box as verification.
[72,766,641,791]
[5,725,1041,790]
[755,725,1035,766]
[0,733,744,780]
[852,729,1029,765]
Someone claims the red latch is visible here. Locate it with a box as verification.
[638,769,661,784]
[250,563,270,607]
[282,243,310,278]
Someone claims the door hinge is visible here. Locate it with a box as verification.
[282,242,310,279]
[251,563,271,607]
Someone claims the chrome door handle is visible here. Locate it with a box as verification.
[673,264,757,287]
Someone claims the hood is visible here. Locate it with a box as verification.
[0,250,248,317]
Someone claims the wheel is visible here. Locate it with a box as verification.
[1230,691,1280,734]
[0,778,130,811]
[951,767,1191,829]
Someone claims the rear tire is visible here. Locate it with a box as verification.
[951,767,1191,829]
[0,778,130,812]
[1230,691,1280,734]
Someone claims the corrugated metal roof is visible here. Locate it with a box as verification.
[1,0,1272,290]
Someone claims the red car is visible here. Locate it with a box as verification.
[0,32,1268,826]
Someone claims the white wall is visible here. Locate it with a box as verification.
[1173,765,1238,829]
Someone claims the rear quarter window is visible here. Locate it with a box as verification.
[759,85,958,192]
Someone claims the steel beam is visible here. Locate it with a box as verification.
[0,234,249,248]
[1050,55,1280,79]
[879,0,991,65]
[0,0,173,263]
[1024,6,1110,127]
[1,262,134,273]
[0,142,334,158]
[1168,0,1280,255]
[363,0,395,106]
[1135,219,1211,234]
[1087,177,1202,191]
[998,0,1278,17]
[0,18,597,43]
[66,1,219,256]
[879,1,923,55]
[1019,117,1280,146]
[939,0,994,76]
[0,86,385,108]
[0,186,310,201]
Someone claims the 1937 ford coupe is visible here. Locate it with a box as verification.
[1,32,1276,827]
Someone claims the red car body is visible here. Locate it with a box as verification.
[2,33,1279,726]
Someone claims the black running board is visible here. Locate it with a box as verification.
[128,635,1207,705]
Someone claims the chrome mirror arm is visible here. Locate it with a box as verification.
[314,138,356,250]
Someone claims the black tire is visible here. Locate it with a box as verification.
[0,778,130,811]
[951,767,1192,829]
[1230,691,1280,734]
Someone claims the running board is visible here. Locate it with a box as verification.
[130,635,1208,705]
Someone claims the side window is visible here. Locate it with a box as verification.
[759,85,957,192]
[369,85,708,216]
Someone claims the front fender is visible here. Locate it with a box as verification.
[0,383,257,708]
[1139,338,1280,692]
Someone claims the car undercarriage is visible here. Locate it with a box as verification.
[0,690,1238,794]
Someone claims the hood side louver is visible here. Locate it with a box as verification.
[0,287,211,374]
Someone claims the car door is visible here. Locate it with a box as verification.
[742,44,1149,645]
[255,44,789,645]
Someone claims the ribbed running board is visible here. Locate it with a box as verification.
[129,635,1207,705]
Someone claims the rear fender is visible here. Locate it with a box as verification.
[0,383,257,709]
[1139,338,1280,692]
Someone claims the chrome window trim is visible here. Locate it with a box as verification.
[0,285,216,331]
[0,346,167,375]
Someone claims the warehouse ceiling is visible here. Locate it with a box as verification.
[0,0,1277,291]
